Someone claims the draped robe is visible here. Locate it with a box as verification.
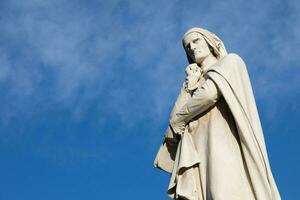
[154,53,281,200]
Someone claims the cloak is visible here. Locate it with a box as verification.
[154,53,281,200]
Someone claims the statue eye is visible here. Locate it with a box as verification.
[194,38,201,43]
[186,43,191,49]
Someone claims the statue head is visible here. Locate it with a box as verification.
[182,27,227,64]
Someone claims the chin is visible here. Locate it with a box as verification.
[194,57,204,64]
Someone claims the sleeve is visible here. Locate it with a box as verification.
[164,82,191,139]
[169,82,191,118]
[170,77,220,134]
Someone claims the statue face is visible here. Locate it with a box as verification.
[183,32,212,64]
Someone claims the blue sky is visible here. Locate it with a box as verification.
[0,0,299,199]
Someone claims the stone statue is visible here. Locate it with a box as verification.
[154,27,281,200]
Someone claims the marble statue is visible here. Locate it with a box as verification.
[154,27,281,200]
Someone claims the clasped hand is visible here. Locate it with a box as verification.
[185,63,202,91]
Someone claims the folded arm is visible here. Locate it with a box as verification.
[164,82,191,139]
[170,77,220,134]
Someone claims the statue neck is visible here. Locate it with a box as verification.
[199,54,218,72]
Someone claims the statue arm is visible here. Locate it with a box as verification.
[170,77,220,134]
[164,82,191,139]
[169,82,191,118]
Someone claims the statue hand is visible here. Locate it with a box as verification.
[185,64,202,91]
[185,63,201,77]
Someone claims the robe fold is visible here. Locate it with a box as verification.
[154,53,281,200]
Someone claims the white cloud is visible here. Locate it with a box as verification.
[0,0,299,139]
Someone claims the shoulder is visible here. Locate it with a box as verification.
[207,53,247,77]
[215,53,247,72]
[221,53,244,64]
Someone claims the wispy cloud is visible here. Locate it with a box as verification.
[0,0,299,141]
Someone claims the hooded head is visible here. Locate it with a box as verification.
[182,27,227,64]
